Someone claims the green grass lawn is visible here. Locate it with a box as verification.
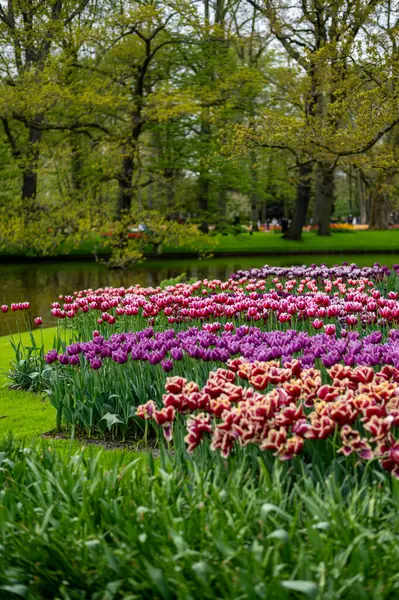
[0,327,57,438]
[2,229,399,259]
[173,230,399,255]
[0,328,146,465]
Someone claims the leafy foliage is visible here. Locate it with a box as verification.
[1,437,399,598]
[3,1,398,257]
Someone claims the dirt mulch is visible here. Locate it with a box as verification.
[42,430,160,455]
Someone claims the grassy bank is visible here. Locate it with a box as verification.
[169,230,399,256]
[0,329,146,469]
[0,328,58,438]
[2,230,399,260]
[0,328,102,443]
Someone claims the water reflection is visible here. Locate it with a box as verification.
[1,254,399,335]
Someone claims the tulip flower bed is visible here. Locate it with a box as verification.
[230,262,398,282]
[41,326,399,436]
[5,262,399,464]
[5,262,399,598]
[44,269,399,338]
[139,361,399,477]
[46,327,399,373]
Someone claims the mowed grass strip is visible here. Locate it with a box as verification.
[32,229,399,256]
[0,328,146,465]
[169,230,399,255]
[0,327,60,438]
[2,229,399,258]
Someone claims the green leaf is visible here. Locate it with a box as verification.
[100,412,125,430]
[192,561,210,585]
[312,521,330,531]
[267,528,289,543]
[103,545,120,573]
[28,372,40,380]
[281,580,318,597]
[0,585,29,598]
[260,503,292,521]
[144,560,170,599]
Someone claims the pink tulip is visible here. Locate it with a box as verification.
[324,324,336,336]
[278,313,291,323]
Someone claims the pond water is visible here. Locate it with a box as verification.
[1,253,399,336]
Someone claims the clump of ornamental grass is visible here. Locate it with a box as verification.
[4,329,67,394]
[6,341,53,393]
[0,436,399,599]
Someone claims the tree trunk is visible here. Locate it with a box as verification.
[197,117,211,232]
[164,167,174,208]
[369,189,390,230]
[357,171,368,224]
[284,163,312,241]
[117,153,134,217]
[22,123,42,208]
[117,109,142,218]
[147,180,153,209]
[250,151,259,228]
[22,167,38,202]
[261,201,266,224]
[198,171,210,233]
[283,196,289,220]
[348,165,353,213]
[218,181,227,217]
[314,164,335,236]
[70,135,84,196]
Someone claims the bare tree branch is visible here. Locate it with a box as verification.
[64,0,91,27]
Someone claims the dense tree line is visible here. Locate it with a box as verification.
[0,0,398,262]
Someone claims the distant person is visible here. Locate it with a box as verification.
[257,219,261,230]
[249,221,253,235]
[352,216,357,226]
[266,218,270,231]
[281,217,288,234]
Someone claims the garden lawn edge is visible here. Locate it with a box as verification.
[0,329,143,460]
[1,230,399,260]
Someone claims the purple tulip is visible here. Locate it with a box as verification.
[112,350,128,364]
[45,349,58,364]
[67,343,80,356]
[148,351,163,365]
[171,347,183,361]
[48,321,399,374]
[59,354,70,365]
[161,359,173,372]
[230,262,391,282]
[90,357,102,370]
